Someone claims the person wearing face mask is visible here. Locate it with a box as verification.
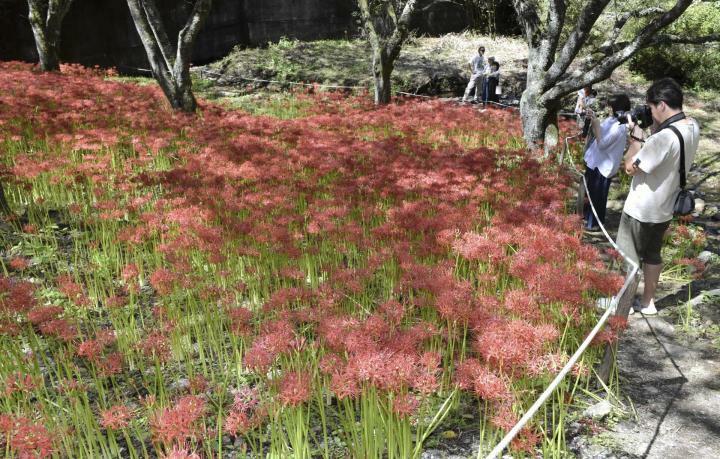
[582,93,632,231]
[619,77,700,315]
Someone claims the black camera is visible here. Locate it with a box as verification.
[615,105,653,129]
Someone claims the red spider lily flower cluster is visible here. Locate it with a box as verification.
[99,405,133,430]
[0,414,54,458]
[151,395,207,446]
[224,387,266,436]
[0,61,630,455]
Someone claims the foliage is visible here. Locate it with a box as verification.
[629,3,720,89]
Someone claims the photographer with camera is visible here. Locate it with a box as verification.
[582,93,632,230]
[618,78,700,315]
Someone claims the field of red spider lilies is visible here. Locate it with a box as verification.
[0,61,628,458]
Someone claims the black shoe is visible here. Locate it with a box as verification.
[470,100,480,104]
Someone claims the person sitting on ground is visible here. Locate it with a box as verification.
[582,93,631,230]
[462,45,486,104]
[483,61,501,105]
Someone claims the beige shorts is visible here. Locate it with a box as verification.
[616,212,670,268]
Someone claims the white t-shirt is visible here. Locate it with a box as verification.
[469,55,485,74]
[584,118,627,178]
[623,118,700,223]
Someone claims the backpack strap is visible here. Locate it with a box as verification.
[665,125,686,190]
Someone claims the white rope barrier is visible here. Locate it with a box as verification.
[484,134,639,459]
[198,68,365,90]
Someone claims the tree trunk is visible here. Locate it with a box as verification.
[126,0,211,113]
[29,26,60,71]
[372,48,393,105]
[519,86,561,156]
[27,0,73,72]
[169,85,197,112]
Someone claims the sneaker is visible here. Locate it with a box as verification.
[596,296,617,314]
[470,100,480,105]
[632,298,657,315]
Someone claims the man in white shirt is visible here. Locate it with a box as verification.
[462,46,485,104]
[583,93,630,230]
[619,78,700,315]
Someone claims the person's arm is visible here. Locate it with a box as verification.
[623,120,646,175]
[594,119,627,151]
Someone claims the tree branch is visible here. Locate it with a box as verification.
[174,0,212,87]
[540,0,566,71]
[545,0,612,83]
[546,0,695,100]
[511,0,542,47]
[140,0,174,71]
[651,33,720,45]
[601,7,665,49]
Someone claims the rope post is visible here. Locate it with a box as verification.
[597,270,639,384]
[576,175,586,217]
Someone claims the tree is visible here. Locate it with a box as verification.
[126,0,212,112]
[510,0,720,152]
[357,0,421,104]
[26,0,74,71]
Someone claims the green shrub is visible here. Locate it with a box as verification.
[629,3,720,90]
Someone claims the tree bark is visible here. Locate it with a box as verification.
[372,47,394,104]
[126,0,211,113]
[27,0,74,71]
[510,0,703,152]
[358,0,419,105]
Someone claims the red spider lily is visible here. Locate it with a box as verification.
[510,426,541,453]
[243,319,295,372]
[455,359,512,402]
[608,315,629,332]
[98,352,125,377]
[223,388,268,437]
[149,268,177,296]
[99,405,133,430]
[27,306,64,325]
[592,327,618,346]
[474,319,559,372]
[77,330,116,364]
[677,258,706,279]
[138,332,172,362]
[0,277,37,314]
[188,375,209,394]
[3,372,37,397]
[150,395,207,446]
[9,257,30,271]
[56,274,89,306]
[158,444,201,459]
[1,415,55,459]
[391,393,420,418]
[277,371,313,406]
[37,319,76,342]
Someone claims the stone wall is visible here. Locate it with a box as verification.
[1,1,477,73]
[0,0,357,71]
